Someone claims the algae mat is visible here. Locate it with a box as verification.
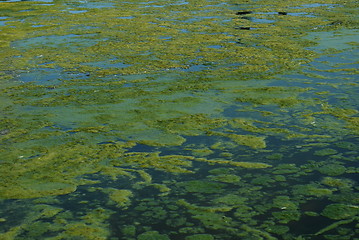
[0,0,358,239]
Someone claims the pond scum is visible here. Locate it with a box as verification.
[0,0,358,239]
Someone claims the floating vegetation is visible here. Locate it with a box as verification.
[0,0,358,239]
[318,163,347,176]
[106,188,133,209]
[321,203,359,220]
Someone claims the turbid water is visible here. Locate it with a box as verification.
[0,0,358,239]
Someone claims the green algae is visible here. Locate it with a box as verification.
[0,0,358,239]
[121,225,136,238]
[321,204,359,220]
[208,174,241,183]
[272,196,298,210]
[185,234,214,240]
[318,163,346,176]
[335,141,358,151]
[293,184,333,197]
[208,130,267,149]
[0,203,65,239]
[112,152,195,174]
[272,209,301,224]
[272,163,300,175]
[0,141,134,199]
[0,181,77,200]
[46,207,113,240]
[266,153,284,160]
[233,86,309,107]
[315,217,359,236]
[190,147,214,157]
[177,180,226,194]
[212,194,247,206]
[233,204,259,220]
[314,148,339,156]
[266,225,290,235]
[106,189,133,209]
[223,133,267,149]
[191,212,234,230]
[321,177,354,188]
[208,168,233,175]
[63,223,109,240]
[137,231,170,240]
[197,158,272,169]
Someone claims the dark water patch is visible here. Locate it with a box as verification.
[289,215,332,238]
[0,200,30,231]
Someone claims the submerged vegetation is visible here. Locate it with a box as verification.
[0,0,358,239]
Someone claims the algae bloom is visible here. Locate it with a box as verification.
[0,0,358,239]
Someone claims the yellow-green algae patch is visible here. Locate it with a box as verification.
[208,131,267,149]
[138,231,170,240]
[106,188,133,209]
[112,152,195,174]
[0,182,77,200]
[0,0,358,239]
[0,141,135,199]
[201,158,272,169]
[185,234,214,240]
[49,207,113,240]
[208,174,241,183]
[321,204,359,220]
[0,0,357,156]
[292,184,333,197]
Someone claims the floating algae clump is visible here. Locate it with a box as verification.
[198,158,272,169]
[292,184,333,197]
[185,234,214,240]
[191,147,214,157]
[272,196,298,210]
[106,188,133,209]
[272,209,301,224]
[234,86,306,107]
[318,163,346,176]
[192,212,233,230]
[113,152,194,173]
[137,231,170,240]
[335,141,358,150]
[212,194,247,206]
[314,148,338,156]
[0,142,134,199]
[209,131,266,149]
[272,164,299,174]
[0,181,77,199]
[228,134,266,149]
[208,174,241,183]
[266,225,290,235]
[62,222,110,240]
[321,204,359,220]
[251,175,276,186]
[178,180,226,194]
[266,153,284,161]
[321,177,353,188]
[121,225,136,238]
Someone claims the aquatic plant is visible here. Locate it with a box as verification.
[321,203,359,220]
[0,0,358,239]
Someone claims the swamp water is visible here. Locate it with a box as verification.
[0,0,358,239]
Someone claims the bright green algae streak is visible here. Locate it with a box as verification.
[0,0,358,239]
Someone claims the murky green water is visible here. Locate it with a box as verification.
[0,0,358,239]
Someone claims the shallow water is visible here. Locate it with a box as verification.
[0,0,358,239]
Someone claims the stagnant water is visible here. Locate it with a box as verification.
[0,0,358,239]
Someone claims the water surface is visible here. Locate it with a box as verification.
[0,0,358,239]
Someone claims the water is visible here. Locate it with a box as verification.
[0,0,358,239]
